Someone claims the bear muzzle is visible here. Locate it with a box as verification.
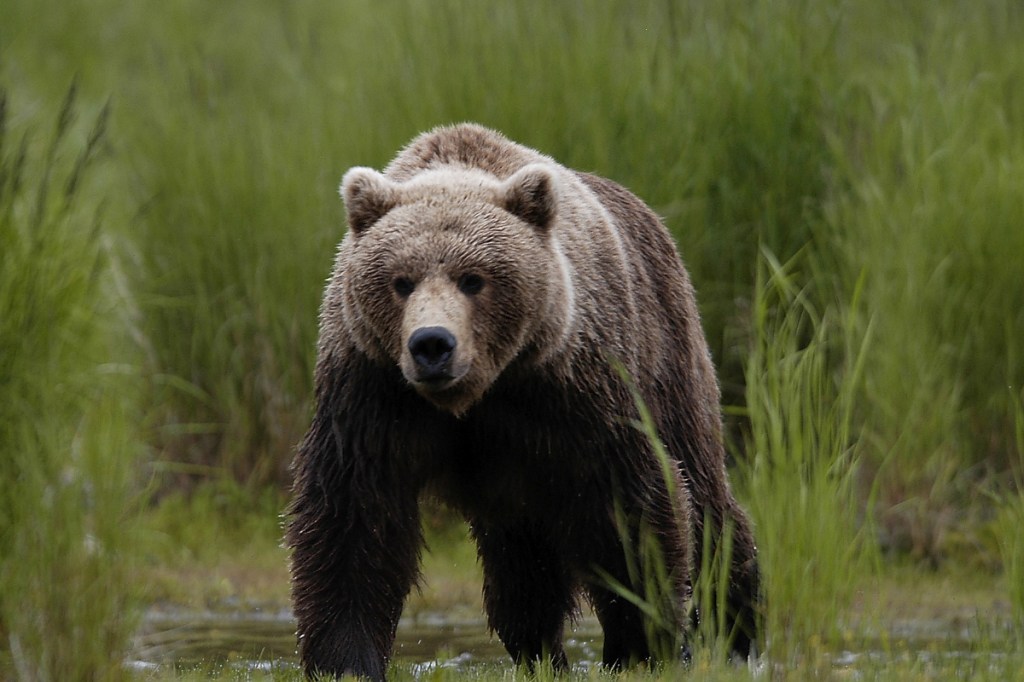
[406,326,460,388]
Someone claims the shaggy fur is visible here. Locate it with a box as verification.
[286,124,760,681]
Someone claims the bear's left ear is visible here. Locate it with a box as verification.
[503,164,557,231]
[340,167,400,235]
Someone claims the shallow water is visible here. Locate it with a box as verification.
[131,608,1017,676]
[132,608,603,672]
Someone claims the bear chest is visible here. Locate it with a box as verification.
[418,392,617,524]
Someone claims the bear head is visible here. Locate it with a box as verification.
[337,163,575,416]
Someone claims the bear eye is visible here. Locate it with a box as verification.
[457,273,485,296]
[393,277,415,297]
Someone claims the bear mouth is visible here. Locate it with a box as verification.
[408,370,480,417]
[406,365,475,409]
[413,374,458,392]
[403,364,469,394]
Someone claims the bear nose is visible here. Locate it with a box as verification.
[408,326,457,379]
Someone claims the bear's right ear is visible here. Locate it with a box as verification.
[340,167,399,235]
[503,164,557,232]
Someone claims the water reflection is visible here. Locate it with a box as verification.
[132,609,603,671]
[131,609,1018,676]
[133,609,297,668]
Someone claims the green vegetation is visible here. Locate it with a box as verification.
[0,87,141,679]
[736,253,870,663]
[2,0,1024,678]
[140,481,291,608]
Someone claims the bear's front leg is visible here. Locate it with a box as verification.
[472,522,576,670]
[288,484,421,681]
[286,388,422,682]
[288,481,421,681]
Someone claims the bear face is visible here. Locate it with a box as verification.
[338,164,572,415]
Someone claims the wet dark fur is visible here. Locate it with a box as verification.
[286,124,760,680]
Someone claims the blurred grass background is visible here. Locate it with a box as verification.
[2,0,1023,678]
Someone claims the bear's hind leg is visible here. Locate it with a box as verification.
[587,584,651,668]
[723,506,760,660]
[586,513,690,669]
[691,503,761,660]
[472,522,575,670]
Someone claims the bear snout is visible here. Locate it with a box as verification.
[408,326,458,383]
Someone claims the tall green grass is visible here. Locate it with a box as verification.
[821,8,1024,558]
[0,87,140,680]
[736,252,870,665]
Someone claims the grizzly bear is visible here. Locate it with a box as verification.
[286,123,759,680]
